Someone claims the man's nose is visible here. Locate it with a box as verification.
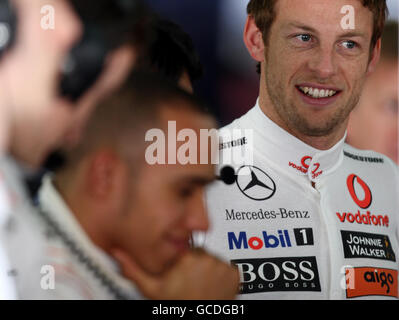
[57,0,84,52]
[185,193,210,232]
[308,46,337,79]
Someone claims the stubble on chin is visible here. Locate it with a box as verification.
[264,67,362,138]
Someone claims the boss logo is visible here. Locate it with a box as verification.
[231,256,321,294]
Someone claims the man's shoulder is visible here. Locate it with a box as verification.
[342,143,397,170]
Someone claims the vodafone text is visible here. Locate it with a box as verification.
[336,210,389,227]
[288,155,323,179]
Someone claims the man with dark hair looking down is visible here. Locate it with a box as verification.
[34,73,239,299]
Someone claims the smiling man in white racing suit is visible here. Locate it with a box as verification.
[196,0,399,299]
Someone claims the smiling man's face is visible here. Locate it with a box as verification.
[262,0,379,140]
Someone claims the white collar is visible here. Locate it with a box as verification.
[0,155,11,227]
[0,155,29,226]
[243,99,345,182]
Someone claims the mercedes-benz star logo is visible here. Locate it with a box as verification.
[236,165,276,201]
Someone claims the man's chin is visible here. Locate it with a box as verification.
[286,114,338,138]
[146,260,173,277]
[299,125,337,137]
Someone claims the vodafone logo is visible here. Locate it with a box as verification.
[336,174,389,228]
[288,156,323,179]
[301,156,312,168]
[346,174,372,209]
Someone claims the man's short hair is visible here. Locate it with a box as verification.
[136,17,203,84]
[247,0,388,74]
[380,21,398,61]
[70,0,153,49]
[62,71,211,168]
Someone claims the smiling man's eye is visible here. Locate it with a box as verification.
[342,40,357,49]
[296,34,312,42]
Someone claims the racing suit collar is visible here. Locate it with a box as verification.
[249,99,346,182]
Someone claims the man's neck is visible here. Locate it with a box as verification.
[53,177,114,255]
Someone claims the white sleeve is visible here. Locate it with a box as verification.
[22,262,96,300]
[0,179,17,299]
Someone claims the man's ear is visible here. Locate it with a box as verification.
[367,38,381,75]
[243,15,265,63]
[63,45,136,149]
[86,150,120,199]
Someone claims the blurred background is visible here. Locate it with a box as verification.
[146,0,399,162]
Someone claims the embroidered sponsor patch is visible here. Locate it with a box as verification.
[345,267,398,298]
[341,230,396,262]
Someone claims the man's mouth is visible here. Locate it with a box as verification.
[167,236,191,254]
[295,84,342,106]
[297,86,339,99]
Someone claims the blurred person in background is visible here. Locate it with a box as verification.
[24,0,152,197]
[34,72,239,299]
[0,0,149,299]
[146,0,221,120]
[25,15,203,198]
[32,18,238,299]
[136,17,203,94]
[0,0,82,299]
[347,21,398,163]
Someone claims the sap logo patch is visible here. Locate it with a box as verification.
[345,267,398,298]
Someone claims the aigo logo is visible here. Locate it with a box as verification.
[345,267,398,298]
[346,174,372,209]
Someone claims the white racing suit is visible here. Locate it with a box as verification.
[0,156,141,299]
[0,156,17,299]
[0,156,64,299]
[198,100,399,299]
[32,174,143,299]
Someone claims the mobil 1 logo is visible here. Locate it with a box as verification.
[227,228,314,250]
[294,228,314,246]
[231,256,321,295]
